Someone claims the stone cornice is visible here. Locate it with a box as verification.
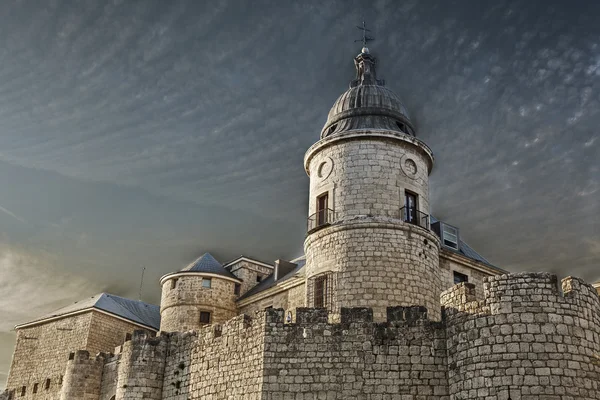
[304,129,434,176]
[159,271,242,286]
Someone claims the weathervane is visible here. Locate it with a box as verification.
[355,20,374,47]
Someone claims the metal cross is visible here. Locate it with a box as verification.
[355,20,374,47]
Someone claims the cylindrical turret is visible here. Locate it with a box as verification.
[159,253,241,332]
[304,47,441,321]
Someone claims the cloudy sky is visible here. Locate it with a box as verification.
[0,0,599,386]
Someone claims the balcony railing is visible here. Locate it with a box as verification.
[307,208,335,232]
[400,206,430,230]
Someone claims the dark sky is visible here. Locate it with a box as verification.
[0,0,599,387]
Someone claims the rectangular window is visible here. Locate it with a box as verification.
[234,284,241,296]
[256,275,262,283]
[21,386,26,397]
[442,224,459,250]
[45,378,51,390]
[170,278,177,289]
[453,271,469,285]
[313,275,327,308]
[404,191,418,224]
[199,311,211,324]
[202,278,212,288]
[33,383,38,394]
[317,193,329,226]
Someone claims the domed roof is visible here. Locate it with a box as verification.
[321,48,415,138]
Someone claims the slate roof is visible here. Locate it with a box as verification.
[238,257,306,301]
[430,216,500,269]
[16,293,160,330]
[179,252,240,280]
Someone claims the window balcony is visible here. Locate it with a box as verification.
[400,206,430,230]
[307,208,335,232]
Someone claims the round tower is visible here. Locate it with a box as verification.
[159,252,241,332]
[304,47,442,321]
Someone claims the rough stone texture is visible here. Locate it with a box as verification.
[160,275,237,332]
[238,282,306,322]
[99,356,119,400]
[6,312,92,399]
[59,350,106,400]
[304,131,441,322]
[115,331,167,400]
[4,310,153,400]
[439,250,496,300]
[226,260,273,296]
[445,273,600,400]
[305,133,432,221]
[305,220,442,321]
[262,307,448,399]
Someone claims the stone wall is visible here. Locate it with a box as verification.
[261,307,449,399]
[5,312,93,399]
[87,311,155,355]
[5,310,152,400]
[59,350,106,400]
[305,134,432,220]
[99,356,119,400]
[160,275,237,331]
[444,272,600,400]
[439,251,497,300]
[305,219,442,321]
[227,260,273,296]
[115,331,167,400]
[238,282,306,321]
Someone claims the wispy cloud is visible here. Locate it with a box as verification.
[0,205,25,224]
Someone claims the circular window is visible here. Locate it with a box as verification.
[401,157,418,179]
[316,157,334,180]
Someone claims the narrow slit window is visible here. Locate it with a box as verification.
[170,278,178,289]
[45,378,50,390]
[234,284,241,296]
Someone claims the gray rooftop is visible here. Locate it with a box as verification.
[16,293,160,330]
[179,252,240,280]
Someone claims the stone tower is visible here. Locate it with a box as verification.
[303,47,441,321]
[159,252,241,331]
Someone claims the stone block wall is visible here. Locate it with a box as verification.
[5,312,93,399]
[59,350,106,400]
[160,275,238,332]
[87,311,155,355]
[115,331,167,400]
[444,272,600,400]
[226,260,273,297]
[305,135,432,221]
[238,282,306,322]
[305,219,442,321]
[261,307,449,399]
[439,251,495,300]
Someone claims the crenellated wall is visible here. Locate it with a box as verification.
[443,272,600,400]
[20,273,598,400]
[262,307,449,399]
[59,350,107,400]
[115,331,167,400]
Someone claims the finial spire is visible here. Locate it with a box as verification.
[355,20,374,49]
[351,21,384,87]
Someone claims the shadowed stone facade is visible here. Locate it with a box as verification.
[2,46,599,400]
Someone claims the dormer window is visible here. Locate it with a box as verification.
[432,221,460,250]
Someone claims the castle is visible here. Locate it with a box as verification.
[2,46,600,400]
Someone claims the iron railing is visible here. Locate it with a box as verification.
[307,208,335,232]
[400,206,430,230]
